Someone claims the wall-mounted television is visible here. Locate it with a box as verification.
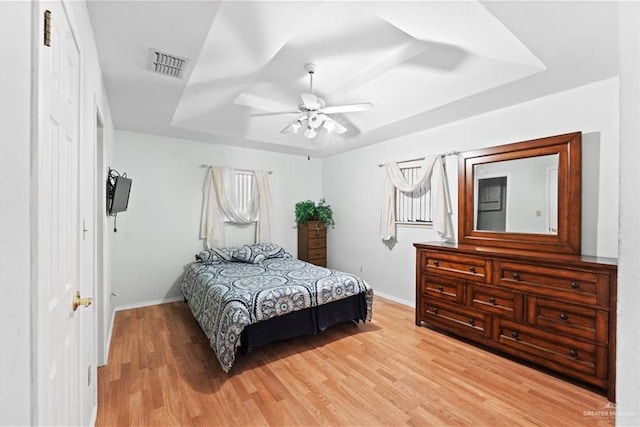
[107,174,132,215]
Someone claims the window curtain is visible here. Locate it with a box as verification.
[200,167,272,248]
[380,155,453,241]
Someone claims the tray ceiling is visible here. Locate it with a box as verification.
[87,1,619,157]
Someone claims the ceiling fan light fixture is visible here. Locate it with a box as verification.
[308,113,324,129]
[304,126,317,139]
[323,120,335,132]
[251,63,372,140]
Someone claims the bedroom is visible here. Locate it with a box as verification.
[1,1,639,426]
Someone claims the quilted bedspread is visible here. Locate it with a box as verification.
[181,257,373,372]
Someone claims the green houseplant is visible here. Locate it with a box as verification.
[295,198,335,228]
[295,200,317,224]
[314,198,335,228]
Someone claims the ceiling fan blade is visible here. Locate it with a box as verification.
[321,102,373,114]
[280,123,294,134]
[300,93,320,110]
[321,116,348,135]
[250,110,301,117]
[332,121,348,134]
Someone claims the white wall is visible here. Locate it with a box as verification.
[616,2,640,424]
[0,2,33,424]
[324,77,619,306]
[0,1,114,424]
[110,130,322,307]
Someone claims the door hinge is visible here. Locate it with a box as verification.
[44,10,51,47]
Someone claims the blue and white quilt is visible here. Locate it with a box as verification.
[181,243,373,372]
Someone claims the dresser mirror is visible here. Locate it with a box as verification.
[458,132,582,254]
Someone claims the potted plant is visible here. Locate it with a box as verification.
[294,198,335,228]
[315,198,335,228]
[295,200,317,224]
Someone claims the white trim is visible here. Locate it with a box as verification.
[102,307,116,367]
[89,405,97,427]
[114,295,185,312]
[396,221,433,229]
[373,290,414,308]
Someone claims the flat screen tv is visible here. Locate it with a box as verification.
[109,176,132,215]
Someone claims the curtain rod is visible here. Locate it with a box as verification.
[377,151,460,168]
[200,164,273,174]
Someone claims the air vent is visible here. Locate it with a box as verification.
[147,48,189,79]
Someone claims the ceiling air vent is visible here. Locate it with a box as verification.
[147,48,189,79]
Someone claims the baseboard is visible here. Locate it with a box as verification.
[102,307,116,367]
[90,403,97,427]
[373,290,414,308]
[114,295,185,312]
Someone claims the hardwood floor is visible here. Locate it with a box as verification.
[97,297,614,426]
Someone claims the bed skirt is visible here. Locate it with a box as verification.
[239,292,368,354]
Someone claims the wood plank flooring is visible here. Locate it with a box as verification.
[97,297,614,426]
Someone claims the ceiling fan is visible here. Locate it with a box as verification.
[250,63,373,139]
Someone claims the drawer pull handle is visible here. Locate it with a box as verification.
[469,266,476,273]
[560,313,569,321]
[489,296,496,304]
[468,318,475,325]
[433,307,439,314]
[513,272,520,280]
[433,260,439,267]
[569,349,578,358]
[511,331,519,339]
[571,282,579,289]
[437,285,444,292]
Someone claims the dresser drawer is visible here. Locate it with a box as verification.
[419,275,463,304]
[467,284,523,320]
[420,300,488,339]
[307,237,326,250]
[495,319,607,388]
[494,261,610,308]
[308,228,326,239]
[527,297,608,344]
[307,248,325,260]
[420,250,490,283]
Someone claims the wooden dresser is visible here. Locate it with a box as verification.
[297,221,327,267]
[414,242,617,401]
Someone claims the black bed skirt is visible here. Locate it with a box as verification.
[239,293,368,354]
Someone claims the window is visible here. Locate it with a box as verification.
[395,164,432,224]
[224,170,256,222]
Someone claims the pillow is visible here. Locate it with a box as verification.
[255,243,291,259]
[195,246,238,264]
[232,243,291,264]
[233,245,266,264]
[195,249,226,264]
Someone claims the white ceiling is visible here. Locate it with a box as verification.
[87,1,619,158]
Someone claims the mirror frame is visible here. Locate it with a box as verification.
[458,132,582,254]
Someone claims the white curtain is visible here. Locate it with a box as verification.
[380,155,453,241]
[200,167,272,248]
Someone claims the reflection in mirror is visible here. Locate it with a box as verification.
[474,154,559,234]
[458,132,581,254]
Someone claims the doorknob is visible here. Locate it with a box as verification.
[72,291,93,311]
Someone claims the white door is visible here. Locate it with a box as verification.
[35,2,86,425]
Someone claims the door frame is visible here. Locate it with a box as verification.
[94,102,109,367]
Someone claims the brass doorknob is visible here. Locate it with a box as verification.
[72,291,93,311]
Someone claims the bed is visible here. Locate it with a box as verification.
[181,242,374,372]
